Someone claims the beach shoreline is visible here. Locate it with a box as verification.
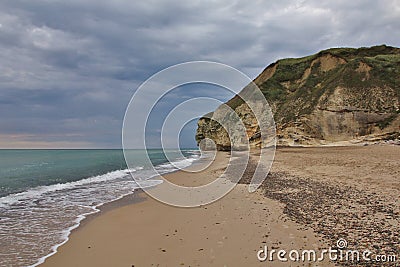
[39,145,399,267]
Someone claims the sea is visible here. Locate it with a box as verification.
[0,149,200,267]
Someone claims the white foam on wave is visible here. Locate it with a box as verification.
[0,168,136,209]
[21,151,200,267]
[156,151,200,171]
[28,189,138,267]
[25,174,162,267]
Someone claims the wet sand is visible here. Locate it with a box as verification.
[40,145,399,267]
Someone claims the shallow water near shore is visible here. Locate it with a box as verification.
[0,149,200,267]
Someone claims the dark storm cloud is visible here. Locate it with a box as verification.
[0,0,399,148]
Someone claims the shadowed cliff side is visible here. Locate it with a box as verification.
[196,45,400,148]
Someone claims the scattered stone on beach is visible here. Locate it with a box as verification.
[261,171,400,267]
[234,155,399,267]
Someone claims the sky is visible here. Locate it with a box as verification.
[0,0,399,148]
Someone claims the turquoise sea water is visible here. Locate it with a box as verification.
[0,149,199,267]
[0,149,125,197]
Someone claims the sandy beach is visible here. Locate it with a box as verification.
[40,145,399,267]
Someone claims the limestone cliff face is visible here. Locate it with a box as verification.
[196,45,400,148]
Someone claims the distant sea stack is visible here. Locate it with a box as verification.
[196,45,400,148]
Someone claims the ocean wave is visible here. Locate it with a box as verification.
[0,151,200,267]
[0,168,132,209]
[156,154,200,170]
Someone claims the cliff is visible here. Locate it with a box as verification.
[196,45,400,148]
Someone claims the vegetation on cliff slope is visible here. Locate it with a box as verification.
[232,45,399,123]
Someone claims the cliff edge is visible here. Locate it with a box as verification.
[196,45,400,148]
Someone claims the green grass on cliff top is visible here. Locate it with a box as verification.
[224,45,400,122]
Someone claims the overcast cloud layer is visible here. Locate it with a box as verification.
[0,0,399,148]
